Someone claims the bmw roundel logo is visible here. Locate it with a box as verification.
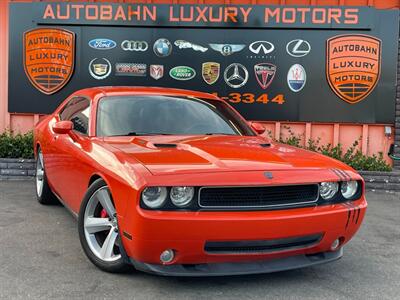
[153,38,172,57]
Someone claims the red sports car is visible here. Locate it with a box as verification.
[34,86,367,276]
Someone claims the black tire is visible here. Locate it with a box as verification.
[78,178,131,273]
[36,147,58,205]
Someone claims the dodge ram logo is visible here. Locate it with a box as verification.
[24,28,75,95]
[326,34,381,104]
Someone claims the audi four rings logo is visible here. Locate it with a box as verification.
[286,39,311,57]
[121,40,148,51]
[249,41,275,55]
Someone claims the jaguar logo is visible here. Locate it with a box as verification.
[24,28,75,95]
[326,34,382,104]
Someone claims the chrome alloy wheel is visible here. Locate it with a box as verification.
[83,187,122,262]
[36,151,44,197]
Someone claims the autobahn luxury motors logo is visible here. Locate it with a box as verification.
[326,34,381,104]
[24,28,75,95]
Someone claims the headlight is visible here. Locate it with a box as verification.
[170,186,194,207]
[341,181,358,199]
[319,182,339,200]
[142,187,167,208]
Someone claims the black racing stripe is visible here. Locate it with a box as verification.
[336,169,351,181]
[343,203,352,229]
[341,170,351,181]
[355,207,361,224]
[332,168,344,180]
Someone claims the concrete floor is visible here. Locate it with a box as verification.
[0,181,399,299]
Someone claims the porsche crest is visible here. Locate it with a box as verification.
[202,62,220,85]
[326,34,381,104]
[24,28,75,95]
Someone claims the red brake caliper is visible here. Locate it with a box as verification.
[100,208,108,218]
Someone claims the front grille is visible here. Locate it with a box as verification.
[198,184,319,209]
[204,234,323,254]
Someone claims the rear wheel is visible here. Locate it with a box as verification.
[78,179,131,273]
[36,147,58,205]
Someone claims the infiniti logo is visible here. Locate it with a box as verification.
[121,40,148,52]
[286,39,311,57]
[249,41,275,55]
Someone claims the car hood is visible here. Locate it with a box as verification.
[104,135,345,175]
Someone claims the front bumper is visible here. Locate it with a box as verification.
[130,248,343,277]
[119,196,366,274]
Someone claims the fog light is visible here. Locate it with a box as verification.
[331,239,340,251]
[160,249,175,264]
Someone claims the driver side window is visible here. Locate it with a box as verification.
[59,97,90,135]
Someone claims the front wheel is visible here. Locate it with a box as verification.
[78,179,131,273]
[36,147,58,205]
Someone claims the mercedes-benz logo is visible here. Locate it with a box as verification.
[224,63,248,89]
[121,40,148,51]
[286,39,311,57]
[249,41,275,55]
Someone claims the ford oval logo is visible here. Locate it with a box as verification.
[88,39,116,50]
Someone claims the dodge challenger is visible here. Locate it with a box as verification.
[33,86,367,276]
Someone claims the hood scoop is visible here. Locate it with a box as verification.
[260,143,271,148]
[153,143,178,148]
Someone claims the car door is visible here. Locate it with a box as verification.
[47,97,92,212]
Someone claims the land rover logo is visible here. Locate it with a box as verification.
[169,66,196,81]
[286,39,311,57]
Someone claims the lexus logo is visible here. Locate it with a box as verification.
[224,63,248,89]
[121,40,148,51]
[286,39,311,57]
[249,41,274,55]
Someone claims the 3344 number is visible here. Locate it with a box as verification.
[212,93,286,105]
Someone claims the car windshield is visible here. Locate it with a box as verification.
[96,95,255,137]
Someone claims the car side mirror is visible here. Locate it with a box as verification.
[52,120,73,134]
[249,122,266,135]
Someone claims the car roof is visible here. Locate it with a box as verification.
[73,86,221,102]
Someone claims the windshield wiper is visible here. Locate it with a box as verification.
[108,132,173,137]
[204,133,237,135]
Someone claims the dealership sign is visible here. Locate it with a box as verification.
[34,3,372,29]
[8,3,399,124]
[23,28,75,95]
[326,34,381,104]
